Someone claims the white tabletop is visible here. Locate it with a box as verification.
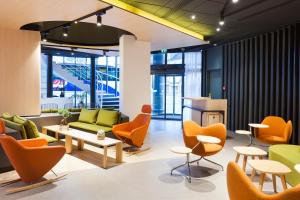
[295,164,300,174]
[248,123,269,128]
[235,130,252,135]
[171,146,192,154]
[197,135,221,144]
[248,160,291,174]
[233,146,267,156]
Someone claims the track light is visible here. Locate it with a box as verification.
[62,25,69,37]
[41,32,48,42]
[97,15,102,27]
[191,15,196,20]
[232,0,239,3]
[219,16,225,26]
[74,20,78,24]
[216,27,221,32]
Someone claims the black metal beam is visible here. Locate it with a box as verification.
[47,54,53,97]
[90,56,96,108]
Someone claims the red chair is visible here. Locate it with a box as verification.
[0,134,66,193]
[112,105,151,153]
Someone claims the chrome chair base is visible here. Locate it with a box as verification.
[170,153,192,183]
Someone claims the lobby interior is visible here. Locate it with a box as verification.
[0,0,300,199]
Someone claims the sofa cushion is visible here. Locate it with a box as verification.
[38,132,57,143]
[2,112,13,121]
[69,121,112,133]
[3,119,27,139]
[269,144,300,186]
[96,109,119,127]
[78,109,99,124]
[26,120,40,139]
[13,115,27,124]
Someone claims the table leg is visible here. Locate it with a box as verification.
[103,146,108,169]
[280,175,287,190]
[65,135,72,154]
[77,139,84,151]
[55,132,59,141]
[250,169,256,181]
[259,155,263,160]
[272,174,277,193]
[259,173,266,191]
[252,156,255,160]
[115,142,123,163]
[235,153,240,163]
[42,128,47,134]
[242,156,248,171]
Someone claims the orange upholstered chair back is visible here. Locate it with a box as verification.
[0,135,65,183]
[141,104,152,114]
[227,162,300,200]
[183,120,226,156]
[0,119,5,134]
[259,116,292,141]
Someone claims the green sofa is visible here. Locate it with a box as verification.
[269,144,300,186]
[1,113,57,143]
[68,108,128,134]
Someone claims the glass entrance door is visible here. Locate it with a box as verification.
[151,74,183,120]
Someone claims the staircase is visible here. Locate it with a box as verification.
[53,62,120,109]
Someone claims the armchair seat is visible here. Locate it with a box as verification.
[203,143,223,154]
[259,135,287,144]
[115,130,132,138]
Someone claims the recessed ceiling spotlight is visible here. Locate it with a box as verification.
[232,0,239,3]
[191,15,196,20]
[62,26,69,37]
[74,20,78,24]
[219,20,225,26]
[97,15,102,27]
[41,31,48,42]
[216,27,221,32]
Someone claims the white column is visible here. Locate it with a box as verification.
[119,35,151,119]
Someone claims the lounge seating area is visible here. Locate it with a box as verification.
[0,0,300,199]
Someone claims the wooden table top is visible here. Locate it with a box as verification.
[171,146,192,154]
[42,125,121,147]
[197,135,221,144]
[248,160,291,174]
[235,130,252,135]
[233,146,267,156]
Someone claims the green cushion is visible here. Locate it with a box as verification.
[38,132,57,143]
[96,109,119,127]
[13,115,27,124]
[3,119,27,139]
[78,109,99,124]
[2,112,13,121]
[25,120,40,139]
[69,122,112,133]
[269,144,300,186]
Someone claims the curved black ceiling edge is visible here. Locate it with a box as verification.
[20,21,135,47]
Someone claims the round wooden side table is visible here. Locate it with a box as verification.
[233,146,267,171]
[248,160,291,193]
[248,123,269,146]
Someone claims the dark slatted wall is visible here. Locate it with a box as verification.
[222,24,300,144]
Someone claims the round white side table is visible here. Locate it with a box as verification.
[170,146,192,183]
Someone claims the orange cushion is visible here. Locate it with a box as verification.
[204,143,223,153]
[141,105,152,114]
[259,136,286,144]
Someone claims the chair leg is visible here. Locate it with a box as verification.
[189,157,203,165]
[6,174,67,194]
[170,162,188,175]
[203,157,224,171]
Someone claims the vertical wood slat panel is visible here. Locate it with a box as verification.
[220,24,299,144]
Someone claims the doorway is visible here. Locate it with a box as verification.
[151,74,183,120]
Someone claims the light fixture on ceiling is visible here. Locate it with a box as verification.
[62,25,69,37]
[97,15,102,27]
[219,16,225,26]
[232,0,239,3]
[216,27,221,32]
[74,20,78,24]
[191,15,196,20]
[41,31,48,42]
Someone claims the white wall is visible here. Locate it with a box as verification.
[119,35,151,119]
[0,29,41,116]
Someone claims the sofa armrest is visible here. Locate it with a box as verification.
[19,138,48,148]
[119,113,129,124]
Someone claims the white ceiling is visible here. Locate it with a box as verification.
[0,0,205,50]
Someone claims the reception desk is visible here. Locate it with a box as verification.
[182,97,227,127]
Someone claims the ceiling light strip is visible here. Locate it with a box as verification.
[100,0,204,40]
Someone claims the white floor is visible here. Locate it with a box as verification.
[0,120,285,199]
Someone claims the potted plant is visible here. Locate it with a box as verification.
[58,109,71,130]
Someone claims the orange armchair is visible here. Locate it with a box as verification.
[112,105,151,149]
[256,116,292,144]
[0,135,65,187]
[183,120,226,170]
[0,119,5,134]
[227,161,300,200]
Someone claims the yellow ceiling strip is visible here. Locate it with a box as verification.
[101,0,204,40]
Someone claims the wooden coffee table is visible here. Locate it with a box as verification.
[233,146,267,171]
[42,125,123,169]
[248,160,291,193]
